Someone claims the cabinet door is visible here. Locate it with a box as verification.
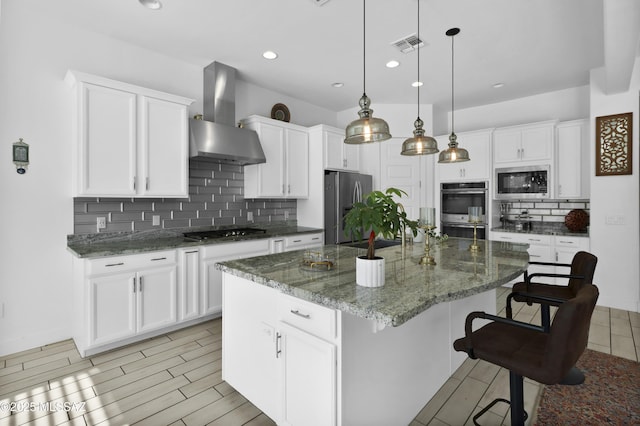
[344,143,360,171]
[493,130,521,164]
[89,272,136,346]
[137,265,177,333]
[280,322,336,426]
[324,130,344,170]
[139,96,188,197]
[80,83,137,196]
[179,249,200,321]
[556,121,587,198]
[521,125,552,162]
[223,274,279,421]
[258,124,286,197]
[460,131,491,180]
[285,128,309,198]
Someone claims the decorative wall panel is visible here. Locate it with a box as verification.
[595,112,633,176]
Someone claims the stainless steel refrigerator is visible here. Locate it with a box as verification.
[324,170,373,245]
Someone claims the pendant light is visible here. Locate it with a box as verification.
[401,0,438,156]
[438,28,470,163]
[345,0,391,144]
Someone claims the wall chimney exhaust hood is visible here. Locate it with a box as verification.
[189,61,266,165]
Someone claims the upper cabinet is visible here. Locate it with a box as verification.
[243,116,309,199]
[436,129,492,182]
[318,125,360,171]
[66,70,193,198]
[555,119,589,199]
[493,121,555,166]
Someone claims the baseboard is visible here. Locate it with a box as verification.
[0,326,71,358]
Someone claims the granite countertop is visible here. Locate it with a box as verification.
[217,238,529,327]
[67,224,324,258]
[491,225,589,237]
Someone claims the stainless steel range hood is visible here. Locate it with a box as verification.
[189,61,266,165]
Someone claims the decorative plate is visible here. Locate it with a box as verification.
[564,209,589,232]
[270,103,290,122]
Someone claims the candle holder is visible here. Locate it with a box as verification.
[468,206,482,253]
[419,207,437,265]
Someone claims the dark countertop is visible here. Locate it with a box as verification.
[67,224,324,259]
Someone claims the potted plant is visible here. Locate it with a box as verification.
[343,188,419,287]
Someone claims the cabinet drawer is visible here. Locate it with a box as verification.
[554,236,589,249]
[278,294,336,341]
[201,239,270,259]
[88,250,176,275]
[285,233,324,250]
[492,232,551,246]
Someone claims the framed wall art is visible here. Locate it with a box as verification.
[595,112,633,176]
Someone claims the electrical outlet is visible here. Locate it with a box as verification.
[97,217,106,229]
[605,215,625,225]
[152,215,161,226]
[247,211,254,222]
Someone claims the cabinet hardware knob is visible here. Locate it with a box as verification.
[290,309,311,319]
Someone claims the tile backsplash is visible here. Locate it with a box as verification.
[73,159,297,234]
[503,199,590,223]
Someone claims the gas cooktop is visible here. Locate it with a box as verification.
[183,227,267,241]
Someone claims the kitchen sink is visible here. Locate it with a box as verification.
[344,239,402,250]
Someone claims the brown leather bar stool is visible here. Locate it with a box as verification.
[506,250,597,384]
[453,284,599,426]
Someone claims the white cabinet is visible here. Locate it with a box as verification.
[271,232,324,253]
[77,250,178,355]
[279,322,336,426]
[436,129,492,181]
[555,119,589,199]
[491,232,555,284]
[316,125,359,171]
[493,121,555,165]
[66,70,193,197]
[178,248,200,322]
[201,239,271,316]
[222,274,337,426]
[243,116,309,199]
[553,236,590,283]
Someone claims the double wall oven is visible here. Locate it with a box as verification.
[440,182,488,239]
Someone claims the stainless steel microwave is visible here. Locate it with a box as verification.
[495,165,550,200]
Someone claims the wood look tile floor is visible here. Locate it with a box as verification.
[1,287,638,426]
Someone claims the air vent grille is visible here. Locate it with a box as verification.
[392,34,426,53]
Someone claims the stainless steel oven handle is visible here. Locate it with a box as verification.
[441,222,487,228]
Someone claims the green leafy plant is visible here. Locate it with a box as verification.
[343,188,419,259]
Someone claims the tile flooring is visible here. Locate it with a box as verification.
[1,287,638,425]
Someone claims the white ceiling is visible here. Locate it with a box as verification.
[35,0,605,113]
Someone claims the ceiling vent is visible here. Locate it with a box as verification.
[392,34,426,53]
[310,0,330,6]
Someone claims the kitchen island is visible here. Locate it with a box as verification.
[218,238,528,426]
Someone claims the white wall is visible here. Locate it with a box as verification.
[0,1,336,356]
[589,57,640,312]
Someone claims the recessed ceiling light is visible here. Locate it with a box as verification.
[386,60,400,68]
[262,51,278,60]
[411,81,423,87]
[493,82,505,88]
[139,0,162,10]
[332,82,344,88]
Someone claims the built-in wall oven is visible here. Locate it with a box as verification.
[440,181,488,239]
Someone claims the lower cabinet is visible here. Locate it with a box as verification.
[78,250,178,355]
[201,239,271,316]
[491,231,589,285]
[178,248,200,321]
[223,273,337,425]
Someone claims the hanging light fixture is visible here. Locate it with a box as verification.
[438,28,470,163]
[401,0,438,156]
[345,0,391,144]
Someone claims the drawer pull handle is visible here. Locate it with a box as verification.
[290,309,311,319]
[312,237,320,240]
[186,250,198,254]
[559,240,572,244]
[530,255,541,258]
[151,257,167,261]
[106,262,124,267]
[292,239,302,243]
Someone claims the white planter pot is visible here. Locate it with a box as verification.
[356,255,385,287]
